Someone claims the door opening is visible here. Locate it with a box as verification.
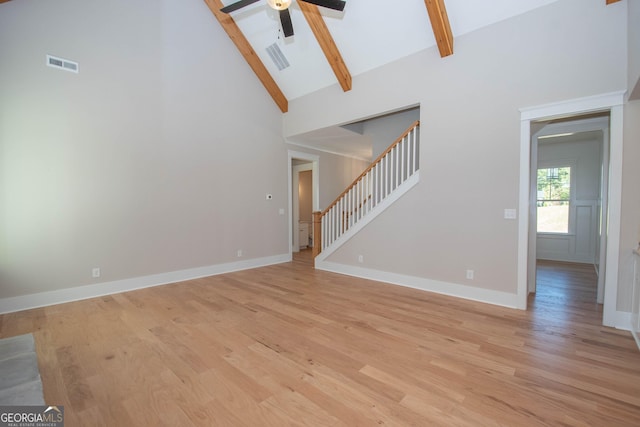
[529,114,609,310]
[287,151,319,259]
[518,91,625,328]
[292,163,313,253]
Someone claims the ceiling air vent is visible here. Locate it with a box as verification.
[46,54,79,73]
[265,43,289,71]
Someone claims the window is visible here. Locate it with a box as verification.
[537,166,571,233]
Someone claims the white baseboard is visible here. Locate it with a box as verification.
[618,311,632,331]
[631,328,640,351]
[607,311,640,351]
[0,254,291,315]
[316,262,639,338]
[316,261,520,309]
[603,309,632,331]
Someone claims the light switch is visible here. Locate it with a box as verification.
[504,209,517,219]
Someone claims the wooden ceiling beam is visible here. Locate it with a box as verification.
[424,0,454,58]
[204,0,288,113]
[298,1,352,92]
[606,0,622,4]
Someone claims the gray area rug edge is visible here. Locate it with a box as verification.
[0,333,45,405]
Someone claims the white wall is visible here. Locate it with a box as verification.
[283,0,627,299]
[0,0,288,301]
[618,100,640,311]
[298,171,313,223]
[287,146,369,209]
[365,108,420,159]
[615,0,640,313]
[627,0,640,99]
[536,137,602,263]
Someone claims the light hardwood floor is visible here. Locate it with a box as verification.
[1,253,639,426]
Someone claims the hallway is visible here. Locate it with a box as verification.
[530,260,602,325]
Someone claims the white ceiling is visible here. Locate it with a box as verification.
[287,123,372,160]
[221,0,560,100]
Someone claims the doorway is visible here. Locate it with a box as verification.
[517,91,625,328]
[287,151,319,258]
[529,114,608,309]
[292,163,313,253]
[529,260,600,325]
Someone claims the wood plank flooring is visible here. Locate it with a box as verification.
[1,253,639,426]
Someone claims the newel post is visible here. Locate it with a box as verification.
[312,211,322,259]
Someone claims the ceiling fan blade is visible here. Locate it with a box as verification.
[220,0,261,14]
[280,8,294,38]
[300,0,346,12]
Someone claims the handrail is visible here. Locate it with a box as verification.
[321,120,420,216]
[313,120,420,260]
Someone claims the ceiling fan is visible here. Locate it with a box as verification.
[220,0,346,38]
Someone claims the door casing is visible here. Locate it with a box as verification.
[518,91,625,328]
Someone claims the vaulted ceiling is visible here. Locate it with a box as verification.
[0,0,622,114]
[204,0,623,113]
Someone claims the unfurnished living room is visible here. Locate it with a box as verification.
[1,0,640,425]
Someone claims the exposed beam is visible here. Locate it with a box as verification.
[298,1,352,92]
[203,0,288,113]
[424,0,454,58]
[606,0,622,4]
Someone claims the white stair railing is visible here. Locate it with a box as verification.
[313,120,420,256]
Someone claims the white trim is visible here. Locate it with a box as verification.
[315,172,420,263]
[316,261,519,309]
[612,310,632,332]
[0,254,290,315]
[597,127,610,304]
[631,329,640,349]
[520,92,625,121]
[518,120,531,308]
[603,104,624,327]
[518,91,626,326]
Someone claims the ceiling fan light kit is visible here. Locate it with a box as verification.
[221,0,346,38]
[266,0,292,10]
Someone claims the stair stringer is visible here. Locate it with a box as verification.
[315,171,420,264]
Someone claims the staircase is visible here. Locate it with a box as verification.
[313,120,420,262]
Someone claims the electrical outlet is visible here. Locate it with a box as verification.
[237,249,243,257]
[466,269,474,280]
[358,255,364,263]
[92,267,101,278]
